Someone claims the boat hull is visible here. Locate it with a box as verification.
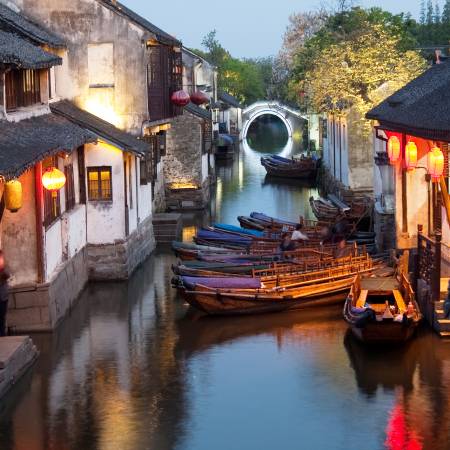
[350,321,419,344]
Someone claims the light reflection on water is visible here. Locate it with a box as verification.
[2,120,450,450]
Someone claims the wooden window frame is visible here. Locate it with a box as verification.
[5,69,41,112]
[87,166,113,202]
[43,157,61,228]
[64,164,76,211]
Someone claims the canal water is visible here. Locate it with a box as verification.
[1,117,450,450]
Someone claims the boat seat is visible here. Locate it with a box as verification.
[356,289,368,308]
[393,289,406,312]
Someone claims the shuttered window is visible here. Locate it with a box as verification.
[64,164,76,211]
[5,69,41,111]
[87,167,112,201]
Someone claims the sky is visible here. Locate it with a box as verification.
[121,0,421,58]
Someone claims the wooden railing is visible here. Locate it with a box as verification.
[416,224,441,307]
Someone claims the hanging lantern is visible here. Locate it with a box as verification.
[190,91,209,106]
[405,141,418,170]
[4,179,22,213]
[428,146,445,182]
[171,90,190,107]
[42,167,66,196]
[387,136,401,164]
[42,167,66,217]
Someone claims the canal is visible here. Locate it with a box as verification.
[1,117,449,450]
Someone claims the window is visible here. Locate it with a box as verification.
[87,167,112,201]
[147,44,183,121]
[5,69,41,111]
[43,157,61,227]
[64,164,76,211]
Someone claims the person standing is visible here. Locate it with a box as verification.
[291,224,309,242]
[0,251,10,337]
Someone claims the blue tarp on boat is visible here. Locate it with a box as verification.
[218,134,234,146]
[197,229,252,245]
[213,223,264,237]
[250,212,298,227]
[182,276,262,289]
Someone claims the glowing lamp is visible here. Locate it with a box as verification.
[405,141,418,170]
[4,179,22,212]
[387,136,401,163]
[190,91,209,106]
[428,146,445,182]
[171,90,190,107]
[42,167,66,196]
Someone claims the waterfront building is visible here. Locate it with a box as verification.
[217,90,243,137]
[0,0,184,332]
[367,59,450,336]
[163,48,217,210]
[321,109,374,197]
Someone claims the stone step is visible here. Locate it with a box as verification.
[0,336,38,398]
[437,319,450,332]
[438,331,450,339]
[436,309,447,319]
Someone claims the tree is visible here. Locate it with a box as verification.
[196,31,274,104]
[420,0,426,24]
[300,22,426,133]
[426,0,434,25]
[443,0,450,23]
[434,2,441,24]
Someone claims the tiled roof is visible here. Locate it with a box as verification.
[366,62,450,141]
[100,0,180,46]
[0,3,65,48]
[218,91,243,109]
[0,30,61,69]
[51,100,149,156]
[185,103,212,120]
[0,113,95,179]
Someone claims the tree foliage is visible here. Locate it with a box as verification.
[283,6,426,133]
[195,30,273,105]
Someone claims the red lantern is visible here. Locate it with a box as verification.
[171,90,190,107]
[428,146,444,182]
[405,141,418,170]
[387,136,401,164]
[190,91,209,106]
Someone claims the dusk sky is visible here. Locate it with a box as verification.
[121,0,421,58]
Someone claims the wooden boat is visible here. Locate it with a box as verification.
[343,274,422,344]
[261,156,318,179]
[181,259,381,316]
[172,241,235,260]
[175,254,382,290]
[310,195,373,224]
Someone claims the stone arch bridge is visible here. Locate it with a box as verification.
[241,101,306,139]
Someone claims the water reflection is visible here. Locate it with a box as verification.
[4,122,450,449]
[246,114,289,153]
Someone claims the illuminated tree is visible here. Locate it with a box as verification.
[301,23,426,133]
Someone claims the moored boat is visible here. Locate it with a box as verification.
[343,274,422,344]
[261,156,318,179]
[179,257,382,316]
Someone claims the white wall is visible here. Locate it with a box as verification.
[85,142,126,244]
[201,153,209,183]
[45,220,63,280]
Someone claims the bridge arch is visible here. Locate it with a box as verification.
[241,101,306,141]
[242,109,293,139]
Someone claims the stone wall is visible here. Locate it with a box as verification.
[87,215,155,281]
[7,247,89,332]
[165,112,203,186]
[164,111,211,209]
[374,209,396,252]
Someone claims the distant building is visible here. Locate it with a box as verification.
[164,47,217,210]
